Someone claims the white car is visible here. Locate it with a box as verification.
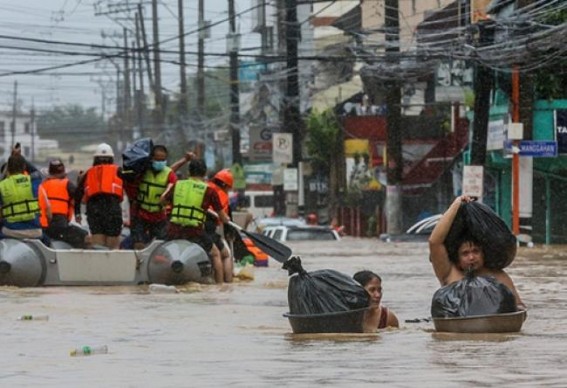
[263,225,340,242]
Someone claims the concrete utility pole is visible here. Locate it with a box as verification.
[178,0,188,128]
[152,0,164,133]
[134,11,145,136]
[470,20,495,165]
[228,0,241,165]
[137,5,154,93]
[385,0,403,234]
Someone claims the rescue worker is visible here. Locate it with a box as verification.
[39,159,91,248]
[129,145,179,250]
[206,169,236,283]
[165,159,230,284]
[0,148,44,240]
[75,143,124,249]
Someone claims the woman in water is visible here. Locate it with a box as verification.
[354,270,399,331]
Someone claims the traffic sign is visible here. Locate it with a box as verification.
[504,140,558,157]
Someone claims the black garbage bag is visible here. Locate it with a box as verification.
[445,201,517,269]
[282,256,369,315]
[431,275,517,318]
[122,138,154,176]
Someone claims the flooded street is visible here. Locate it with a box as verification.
[1,238,566,387]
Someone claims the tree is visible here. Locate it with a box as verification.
[305,109,344,220]
[37,105,106,150]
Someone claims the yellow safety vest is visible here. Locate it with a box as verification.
[137,166,171,212]
[170,178,207,227]
[0,174,40,223]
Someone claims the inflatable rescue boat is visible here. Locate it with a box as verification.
[0,238,212,287]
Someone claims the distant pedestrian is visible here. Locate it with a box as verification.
[75,143,124,249]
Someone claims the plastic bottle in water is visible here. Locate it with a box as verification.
[148,283,179,294]
[70,345,108,357]
[17,314,49,321]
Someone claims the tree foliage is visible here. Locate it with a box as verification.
[37,105,106,150]
[533,8,567,99]
[305,109,341,174]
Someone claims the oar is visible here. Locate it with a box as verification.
[207,209,292,263]
[227,221,292,263]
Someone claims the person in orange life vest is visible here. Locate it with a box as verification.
[206,169,235,283]
[39,159,92,249]
[128,145,187,250]
[75,143,123,249]
[165,159,230,284]
[0,150,46,240]
[353,270,399,331]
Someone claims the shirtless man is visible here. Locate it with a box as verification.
[428,195,526,311]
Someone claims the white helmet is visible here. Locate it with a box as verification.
[94,143,114,157]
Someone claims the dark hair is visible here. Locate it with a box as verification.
[188,159,207,177]
[353,270,381,287]
[151,145,168,157]
[48,158,65,175]
[93,156,114,166]
[7,154,26,175]
[447,234,484,265]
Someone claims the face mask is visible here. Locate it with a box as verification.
[152,160,167,171]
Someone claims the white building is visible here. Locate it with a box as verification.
[0,111,58,164]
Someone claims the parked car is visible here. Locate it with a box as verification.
[380,214,441,242]
[254,217,306,232]
[263,225,340,242]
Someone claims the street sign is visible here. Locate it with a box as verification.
[273,133,293,164]
[504,140,558,157]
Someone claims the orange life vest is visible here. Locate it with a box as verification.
[208,181,229,219]
[39,178,73,228]
[84,164,123,201]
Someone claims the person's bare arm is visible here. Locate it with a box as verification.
[387,310,400,328]
[429,196,470,285]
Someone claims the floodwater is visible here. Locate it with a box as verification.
[1,238,566,387]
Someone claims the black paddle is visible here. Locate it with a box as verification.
[227,221,292,263]
[206,210,292,263]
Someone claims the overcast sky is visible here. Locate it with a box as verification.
[0,0,259,114]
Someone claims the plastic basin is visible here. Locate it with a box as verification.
[433,310,527,333]
[283,308,369,334]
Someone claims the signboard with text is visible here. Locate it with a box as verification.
[503,140,558,157]
[273,133,293,165]
[462,165,484,198]
[555,110,567,154]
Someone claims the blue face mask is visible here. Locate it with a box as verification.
[152,160,167,171]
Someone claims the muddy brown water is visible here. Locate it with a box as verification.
[1,239,565,387]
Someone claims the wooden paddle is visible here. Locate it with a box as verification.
[227,221,292,263]
[207,210,292,263]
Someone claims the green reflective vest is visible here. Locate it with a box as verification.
[170,178,207,227]
[0,174,40,223]
[137,166,171,212]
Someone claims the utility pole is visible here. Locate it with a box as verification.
[11,80,17,148]
[123,27,131,147]
[137,5,154,93]
[470,20,495,165]
[152,0,163,134]
[178,0,188,132]
[30,99,35,162]
[385,0,403,234]
[197,0,205,131]
[228,0,241,165]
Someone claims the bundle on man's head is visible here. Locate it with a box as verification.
[48,158,65,176]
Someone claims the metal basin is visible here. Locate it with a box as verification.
[283,308,369,334]
[433,310,527,333]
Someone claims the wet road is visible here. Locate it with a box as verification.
[1,238,565,387]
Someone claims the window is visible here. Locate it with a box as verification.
[0,121,4,137]
[24,122,30,134]
[286,228,338,241]
[272,229,283,241]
